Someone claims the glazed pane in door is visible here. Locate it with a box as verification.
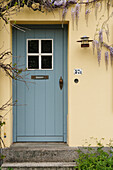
[41,40,52,53]
[27,39,53,70]
[28,56,39,69]
[28,40,39,53]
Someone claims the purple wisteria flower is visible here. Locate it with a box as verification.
[99,29,103,43]
[105,51,109,63]
[75,3,80,18]
[71,3,80,28]
[95,40,102,65]
[92,40,96,54]
[71,7,75,28]
[95,40,99,50]
[62,8,68,19]
[107,46,113,64]
[54,0,64,7]
[109,47,113,58]
[103,43,109,49]
[85,9,90,15]
[71,7,75,18]
[97,49,101,65]
[93,40,101,65]
[103,43,113,64]
[85,8,90,26]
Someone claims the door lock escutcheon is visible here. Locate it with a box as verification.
[59,76,63,90]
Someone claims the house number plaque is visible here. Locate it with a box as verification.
[74,69,83,75]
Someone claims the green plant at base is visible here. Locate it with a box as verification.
[75,138,113,170]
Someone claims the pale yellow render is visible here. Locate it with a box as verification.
[0,5,113,147]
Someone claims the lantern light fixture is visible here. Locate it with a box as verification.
[77,36,93,47]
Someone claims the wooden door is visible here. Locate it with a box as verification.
[13,25,68,142]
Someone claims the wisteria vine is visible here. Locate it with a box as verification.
[0,0,107,24]
[0,0,113,66]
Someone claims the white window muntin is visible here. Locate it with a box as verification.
[27,39,53,70]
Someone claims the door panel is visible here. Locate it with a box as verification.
[13,25,67,142]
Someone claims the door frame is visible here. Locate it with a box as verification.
[12,24,68,142]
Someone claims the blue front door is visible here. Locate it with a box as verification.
[13,25,67,142]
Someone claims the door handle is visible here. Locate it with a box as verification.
[59,76,63,90]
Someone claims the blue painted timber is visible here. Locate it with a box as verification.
[13,25,68,142]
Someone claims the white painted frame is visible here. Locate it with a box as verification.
[27,39,53,70]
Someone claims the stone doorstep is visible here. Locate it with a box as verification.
[9,143,78,150]
[2,162,76,168]
[3,145,78,163]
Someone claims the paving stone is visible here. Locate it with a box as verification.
[2,162,76,170]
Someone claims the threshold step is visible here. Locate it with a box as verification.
[2,162,76,170]
[3,146,78,162]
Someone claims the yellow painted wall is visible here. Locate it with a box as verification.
[0,4,113,147]
[0,23,12,147]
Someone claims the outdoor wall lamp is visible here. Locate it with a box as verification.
[77,36,93,47]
